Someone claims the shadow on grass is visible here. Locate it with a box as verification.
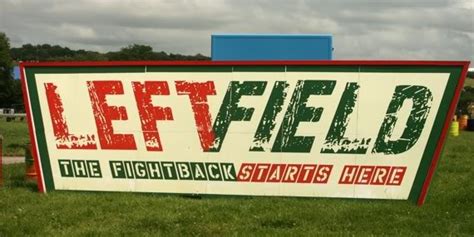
[260,218,298,229]
[7,143,27,149]
[2,164,38,192]
[5,143,27,156]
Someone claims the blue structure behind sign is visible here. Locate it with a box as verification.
[211,34,332,61]
[12,66,20,80]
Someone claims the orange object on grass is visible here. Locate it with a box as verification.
[25,143,37,181]
[458,115,469,130]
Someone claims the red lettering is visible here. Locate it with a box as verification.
[314,165,333,183]
[355,166,374,184]
[370,166,391,185]
[339,165,358,184]
[297,165,317,183]
[282,164,302,183]
[266,164,287,182]
[44,83,97,149]
[251,163,271,182]
[175,81,216,151]
[237,163,256,181]
[386,166,406,185]
[87,81,136,150]
[132,81,173,151]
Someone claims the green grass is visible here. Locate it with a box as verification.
[0,118,29,156]
[1,132,473,236]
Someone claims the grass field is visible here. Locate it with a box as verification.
[1,132,473,235]
[0,118,29,156]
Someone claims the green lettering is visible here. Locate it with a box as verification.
[58,160,74,177]
[206,163,222,181]
[321,82,370,154]
[372,85,433,154]
[176,162,193,180]
[110,161,125,178]
[190,162,208,181]
[133,161,148,179]
[220,163,237,181]
[123,161,135,178]
[72,160,88,177]
[161,162,178,180]
[87,160,102,178]
[272,80,336,152]
[147,162,163,179]
[250,81,289,151]
[209,81,267,152]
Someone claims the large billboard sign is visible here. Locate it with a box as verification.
[21,61,469,205]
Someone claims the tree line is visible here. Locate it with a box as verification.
[0,33,22,109]
[0,32,210,110]
[10,43,210,62]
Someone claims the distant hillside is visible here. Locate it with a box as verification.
[11,43,210,62]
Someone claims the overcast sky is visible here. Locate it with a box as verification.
[0,0,473,62]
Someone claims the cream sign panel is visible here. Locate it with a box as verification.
[21,61,469,205]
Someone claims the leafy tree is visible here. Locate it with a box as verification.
[11,43,210,62]
[467,71,474,79]
[106,44,210,61]
[10,44,107,61]
[458,86,474,116]
[106,44,156,60]
[0,32,14,108]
